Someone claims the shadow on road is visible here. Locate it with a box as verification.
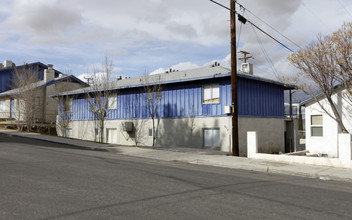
[0,133,111,153]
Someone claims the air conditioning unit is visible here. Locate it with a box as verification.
[120,121,133,132]
[224,106,232,114]
[241,63,253,75]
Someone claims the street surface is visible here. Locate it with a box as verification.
[1,133,352,220]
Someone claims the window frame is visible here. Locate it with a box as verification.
[0,100,6,113]
[149,127,161,138]
[311,115,323,137]
[107,95,117,110]
[202,84,220,104]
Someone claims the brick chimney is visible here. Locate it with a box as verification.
[44,64,55,82]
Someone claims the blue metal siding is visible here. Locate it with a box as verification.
[69,76,285,121]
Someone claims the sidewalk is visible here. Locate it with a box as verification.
[2,130,352,182]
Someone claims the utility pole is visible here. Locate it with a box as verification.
[231,0,239,156]
[239,51,253,63]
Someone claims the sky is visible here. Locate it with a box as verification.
[1,0,352,84]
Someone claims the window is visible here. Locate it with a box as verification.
[203,128,220,147]
[203,84,220,104]
[95,128,99,137]
[149,127,161,138]
[107,95,117,110]
[148,92,153,100]
[311,115,323,137]
[148,91,161,100]
[0,100,6,113]
[156,91,161,99]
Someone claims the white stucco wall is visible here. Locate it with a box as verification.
[64,116,285,156]
[305,88,351,157]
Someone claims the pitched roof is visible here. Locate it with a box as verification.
[0,75,89,98]
[53,65,296,97]
[0,62,63,77]
[300,83,345,106]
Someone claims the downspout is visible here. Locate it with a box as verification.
[289,89,292,120]
[43,87,47,123]
[289,89,293,152]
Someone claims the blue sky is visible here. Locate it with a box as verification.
[1,0,352,82]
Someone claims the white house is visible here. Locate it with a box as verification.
[301,86,352,157]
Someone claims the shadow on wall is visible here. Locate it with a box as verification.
[76,120,94,141]
[129,118,149,146]
[157,116,202,149]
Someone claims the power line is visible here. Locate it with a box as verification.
[246,18,294,52]
[209,0,294,52]
[301,2,330,29]
[336,0,352,19]
[250,23,280,77]
[235,1,302,50]
[236,6,245,48]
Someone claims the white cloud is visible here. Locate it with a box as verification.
[1,0,352,83]
[77,72,124,84]
[171,62,199,71]
[203,54,231,68]
[77,73,91,84]
[150,68,166,75]
[6,0,82,35]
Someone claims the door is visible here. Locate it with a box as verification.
[10,98,14,118]
[203,128,220,148]
[285,121,294,153]
[106,128,117,144]
[65,129,72,138]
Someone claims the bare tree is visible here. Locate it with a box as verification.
[52,72,73,137]
[288,23,350,134]
[11,64,40,131]
[87,56,115,143]
[332,23,352,106]
[141,74,162,147]
[131,118,148,146]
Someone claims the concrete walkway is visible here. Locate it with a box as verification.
[2,130,352,182]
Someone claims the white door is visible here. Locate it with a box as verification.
[203,128,220,147]
[65,129,72,138]
[106,128,117,144]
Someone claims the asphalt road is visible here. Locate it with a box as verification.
[1,134,352,220]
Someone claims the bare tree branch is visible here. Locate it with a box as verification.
[141,73,162,147]
[86,56,116,143]
[11,64,40,131]
[288,23,352,133]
